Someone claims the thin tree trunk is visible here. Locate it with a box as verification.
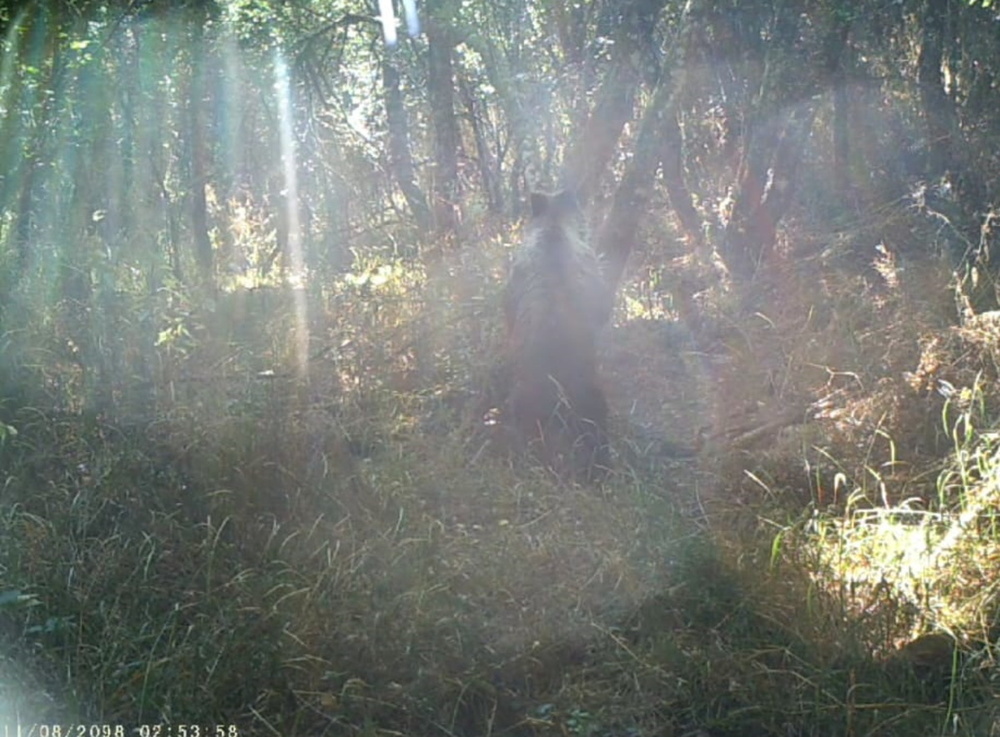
[721,111,783,281]
[562,60,640,197]
[721,103,817,283]
[562,0,667,198]
[916,0,985,249]
[425,10,460,235]
[459,72,502,214]
[827,12,852,199]
[382,55,432,231]
[188,19,214,288]
[832,84,849,198]
[917,0,953,178]
[658,112,702,246]
[596,79,678,296]
[11,12,65,273]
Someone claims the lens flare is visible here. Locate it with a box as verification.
[402,0,420,37]
[378,0,398,46]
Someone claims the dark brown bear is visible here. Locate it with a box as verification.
[503,189,612,479]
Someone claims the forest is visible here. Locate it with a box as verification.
[1,0,1000,734]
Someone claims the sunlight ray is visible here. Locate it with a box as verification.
[274,52,308,378]
[377,0,397,47]
[401,0,420,38]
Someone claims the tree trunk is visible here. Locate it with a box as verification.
[917,0,954,179]
[832,83,850,198]
[658,111,702,246]
[596,78,678,297]
[382,55,432,231]
[562,0,667,198]
[562,61,639,198]
[11,12,66,274]
[458,72,503,214]
[827,12,852,199]
[720,112,783,281]
[187,19,214,288]
[720,103,817,284]
[916,0,985,249]
[425,10,460,236]
[762,104,818,231]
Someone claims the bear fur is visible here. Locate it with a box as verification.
[502,190,612,479]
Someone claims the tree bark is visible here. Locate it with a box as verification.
[832,83,850,198]
[657,111,701,246]
[458,72,503,214]
[425,10,460,236]
[596,78,677,296]
[916,0,985,242]
[917,0,954,179]
[382,55,432,231]
[827,11,852,199]
[11,11,66,274]
[721,102,817,283]
[562,0,667,198]
[187,17,214,287]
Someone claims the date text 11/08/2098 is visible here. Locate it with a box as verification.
[15,725,240,737]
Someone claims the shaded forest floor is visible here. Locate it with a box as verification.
[2,205,1000,736]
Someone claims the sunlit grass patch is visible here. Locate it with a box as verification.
[807,383,1000,652]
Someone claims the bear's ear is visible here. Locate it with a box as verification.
[530,191,553,218]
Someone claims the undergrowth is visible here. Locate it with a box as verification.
[1,218,999,735]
